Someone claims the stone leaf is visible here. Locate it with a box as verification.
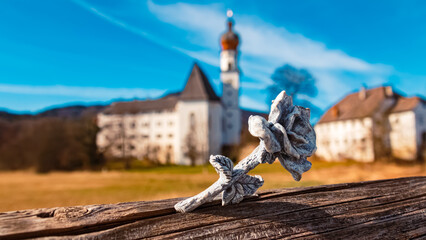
[222,174,264,206]
[209,155,233,183]
[237,174,264,196]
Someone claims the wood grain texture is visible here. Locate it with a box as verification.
[0,176,424,240]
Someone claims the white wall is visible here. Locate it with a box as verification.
[389,111,417,160]
[220,50,237,72]
[97,110,178,164]
[97,99,227,166]
[208,102,223,157]
[315,118,374,162]
[176,100,210,165]
[390,102,426,160]
[415,102,426,160]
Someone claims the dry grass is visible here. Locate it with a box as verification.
[0,158,424,212]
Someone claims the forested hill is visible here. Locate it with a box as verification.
[0,111,32,121]
[0,105,106,121]
[0,105,106,173]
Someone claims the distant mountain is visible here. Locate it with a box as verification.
[0,105,106,121]
[0,110,32,121]
[37,105,105,118]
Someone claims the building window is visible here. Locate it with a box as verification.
[190,113,196,127]
[128,144,135,150]
[168,134,173,138]
[157,134,162,139]
[143,122,150,127]
[141,135,149,139]
[130,122,136,128]
[227,123,233,129]
[157,122,162,126]
[169,121,173,126]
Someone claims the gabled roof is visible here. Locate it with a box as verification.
[103,93,179,115]
[391,96,423,113]
[318,86,395,124]
[102,63,220,115]
[180,63,220,102]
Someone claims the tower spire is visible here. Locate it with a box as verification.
[227,9,233,18]
[220,10,239,51]
[220,12,241,146]
[226,9,234,31]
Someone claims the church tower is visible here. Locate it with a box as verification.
[220,10,241,145]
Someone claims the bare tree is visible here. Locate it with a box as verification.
[183,113,208,166]
[185,132,199,166]
[99,116,132,169]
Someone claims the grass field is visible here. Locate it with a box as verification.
[0,159,424,212]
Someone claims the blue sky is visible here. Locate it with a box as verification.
[1,0,425,118]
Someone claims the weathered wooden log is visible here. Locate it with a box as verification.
[0,176,425,239]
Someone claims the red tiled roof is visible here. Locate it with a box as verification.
[391,96,422,113]
[103,93,179,114]
[318,86,394,123]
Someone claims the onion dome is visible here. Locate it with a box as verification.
[220,18,239,51]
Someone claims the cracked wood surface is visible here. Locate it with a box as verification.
[0,176,424,239]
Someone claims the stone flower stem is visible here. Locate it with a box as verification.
[174,144,269,213]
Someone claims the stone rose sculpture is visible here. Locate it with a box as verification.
[175,91,316,213]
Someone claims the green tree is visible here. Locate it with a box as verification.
[267,64,321,121]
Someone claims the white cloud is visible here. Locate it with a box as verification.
[0,84,166,100]
[75,0,395,113]
[147,1,387,73]
[240,81,269,90]
[145,1,394,113]
[240,95,268,111]
[72,0,182,54]
[147,1,225,48]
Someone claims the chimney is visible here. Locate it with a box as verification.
[359,86,367,100]
[331,106,339,118]
[385,86,393,97]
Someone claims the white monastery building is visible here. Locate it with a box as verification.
[315,86,426,162]
[97,17,241,165]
